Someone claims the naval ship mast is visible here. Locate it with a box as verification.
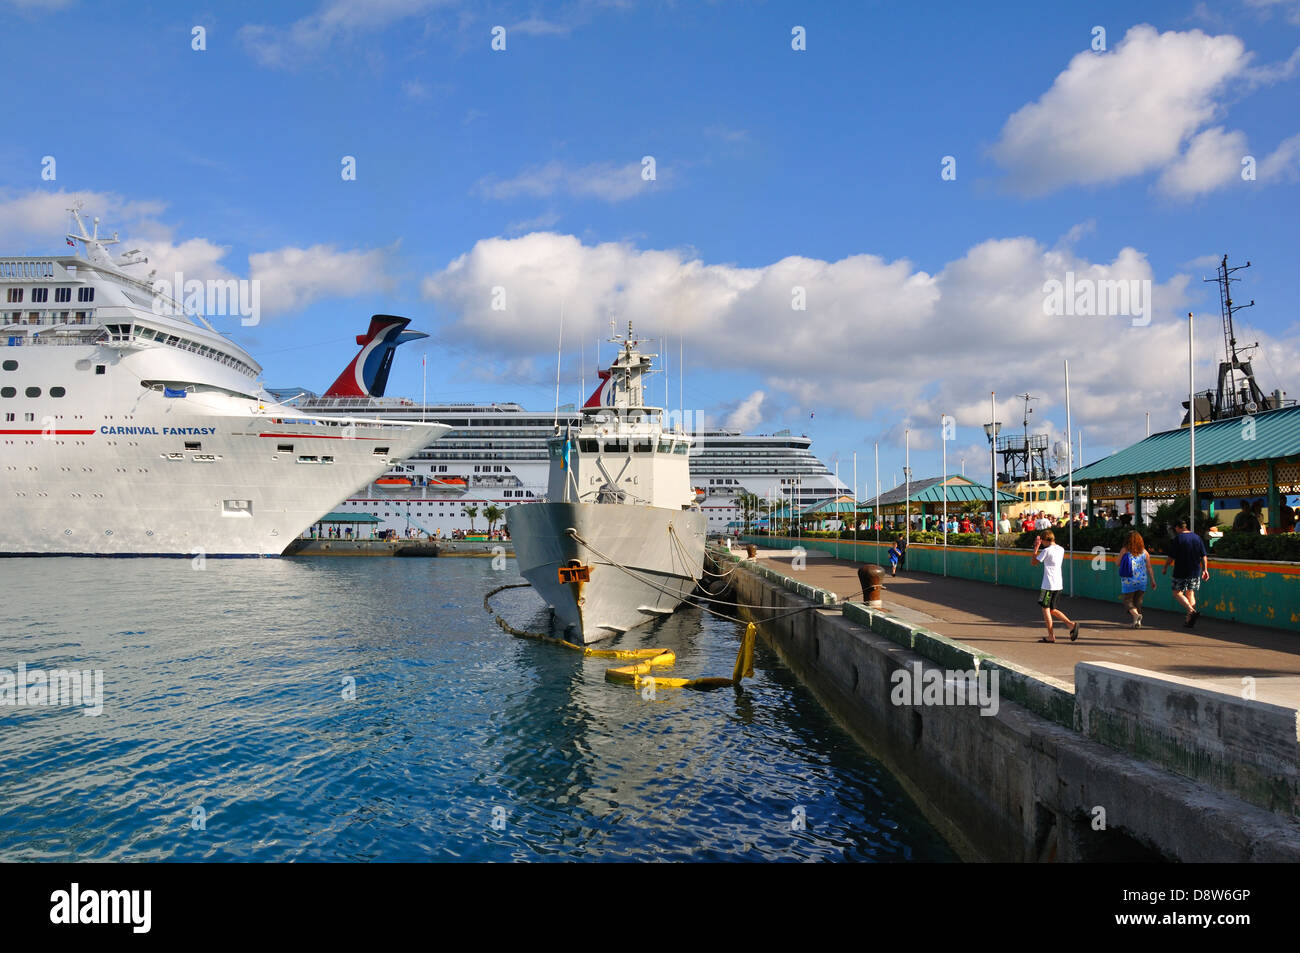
[1181,255,1290,425]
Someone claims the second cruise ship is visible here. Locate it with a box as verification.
[284,331,848,537]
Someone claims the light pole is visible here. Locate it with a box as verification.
[984,399,1001,586]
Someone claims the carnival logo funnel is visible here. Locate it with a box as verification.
[324,314,428,398]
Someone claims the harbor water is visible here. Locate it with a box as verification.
[0,557,955,862]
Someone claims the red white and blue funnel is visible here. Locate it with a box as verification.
[324,315,427,398]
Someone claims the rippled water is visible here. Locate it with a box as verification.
[0,557,955,862]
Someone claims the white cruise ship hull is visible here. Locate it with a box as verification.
[0,347,444,556]
[507,501,706,643]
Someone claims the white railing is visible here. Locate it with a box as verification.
[0,259,61,280]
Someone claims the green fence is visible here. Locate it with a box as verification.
[743,535,1300,633]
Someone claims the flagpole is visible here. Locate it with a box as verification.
[853,451,858,566]
[421,354,427,423]
[991,390,998,586]
[941,415,948,578]
[905,428,911,549]
[1189,312,1196,534]
[1065,359,1074,597]
[875,441,881,567]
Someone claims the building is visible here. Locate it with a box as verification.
[1070,405,1300,530]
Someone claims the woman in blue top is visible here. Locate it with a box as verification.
[1118,531,1156,628]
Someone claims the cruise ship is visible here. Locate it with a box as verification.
[285,369,848,537]
[0,209,447,555]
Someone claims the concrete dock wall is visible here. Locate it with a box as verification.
[744,534,1300,633]
[283,539,512,557]
[717,549,1300,861]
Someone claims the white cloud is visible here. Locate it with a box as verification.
[510,17,571,36]
[0,189,165,245]
[249,244,398,316]
[505,212,562,234]
[475,160,661,202]
[1260,133,1300,183]
[992,25,1249,195]
[1157,126,1249,196]
[420,232,1300,452]
[724,391,766,431]
[240,0,452,68]
[1245,0,1300,25]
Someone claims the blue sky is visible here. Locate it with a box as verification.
[2,0,1298,493]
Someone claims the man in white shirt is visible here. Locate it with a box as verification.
[1032,530,1080,643]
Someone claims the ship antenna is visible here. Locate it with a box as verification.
[1202,254,1265,419]
[553,299,565,428]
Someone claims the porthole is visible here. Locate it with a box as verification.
[25,387,40,398]
[2,360,16,371]
[0,387,14,398]
[50,386,66,398]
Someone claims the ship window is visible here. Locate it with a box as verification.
[50,386,65,398]
[3,413,11,421]
[6,289,22,303]
[604,440,628,453]
[321,456,334,463]
[673,441,689,454]
[77,288,94,302]
[2,360,15,371]
[31,288,48,303]
[185,442,201,451]
[278,444,294,452]
[25,386,40,398]
[373,446,389,455]
[222,499,252,518]
[55,288,71,303]
[633,440,653,453]
[95,365,105,375]
[579,439,597,452]
[0,387,14,398]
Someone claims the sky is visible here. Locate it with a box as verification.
[2,0,1298,494]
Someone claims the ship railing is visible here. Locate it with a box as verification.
[0,259,68,280]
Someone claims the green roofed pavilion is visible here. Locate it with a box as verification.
[1070,404,1300,530]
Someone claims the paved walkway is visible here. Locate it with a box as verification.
[752,548,1300,707]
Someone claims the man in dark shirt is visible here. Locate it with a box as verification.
[1231,499,1260,533]
[1162,519,1210,627]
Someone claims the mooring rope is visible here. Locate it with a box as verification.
[482,582,756,690]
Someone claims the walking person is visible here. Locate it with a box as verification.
[888,536,905,576]
[1031,530,1079,642]
[1117,531,1156,627]
[1163,518,1210,626]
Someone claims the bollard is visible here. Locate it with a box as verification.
[858,562,884,608]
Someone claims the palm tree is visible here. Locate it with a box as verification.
[463,505,479,531]
[735,491,762,531]
[483,504,504,534]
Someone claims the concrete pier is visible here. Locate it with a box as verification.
[712,546,1300,862]
[283,538,513,558]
